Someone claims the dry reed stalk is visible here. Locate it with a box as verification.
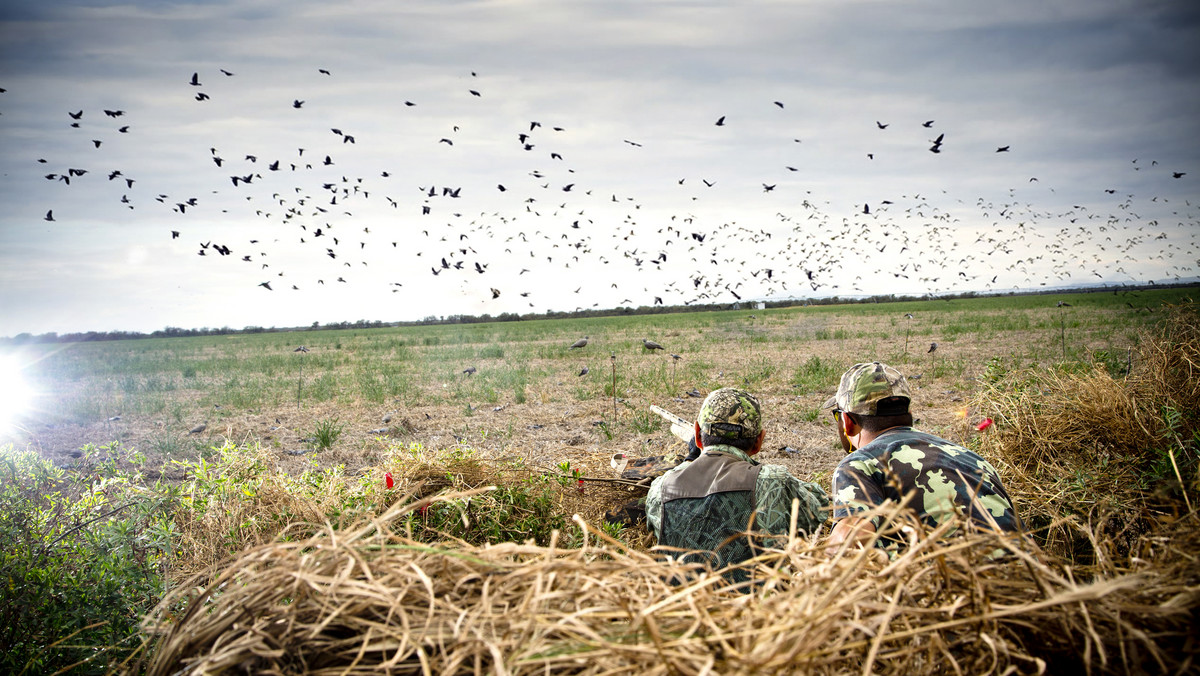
[133,495,1200,675]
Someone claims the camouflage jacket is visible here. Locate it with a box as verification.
[647,445,829,554]
[831,427,1019,532]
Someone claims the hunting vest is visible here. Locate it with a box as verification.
[658,450,763,579]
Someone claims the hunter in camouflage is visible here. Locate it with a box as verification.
[823,362,1020,554]
[646,388,828,582]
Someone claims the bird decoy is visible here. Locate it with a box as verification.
[462,366,477,375]
[928,342,938,354]
[578,366,589,377]
[568,336,589,349]
[643,339,665,351]
[188,422,207,435]
[293,346,309,352]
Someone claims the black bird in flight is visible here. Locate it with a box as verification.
[996,146,1010,152]
[490,288,500,299]
[293,99,304,108]
[189,72,201,86]
[68,110,83,120]
[220,69,234,76]
[876,121,888,129]
[922,120,934,127]
[1173,172,1186,179]
[319,68,331,75]
[715,116,726,126]
[44,210,54,221]
[259,281,273,290]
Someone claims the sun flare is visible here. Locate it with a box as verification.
[0,354,37,436]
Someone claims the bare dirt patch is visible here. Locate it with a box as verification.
[8,302,1141,495]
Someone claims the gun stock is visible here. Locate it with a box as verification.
[650,405,693,443]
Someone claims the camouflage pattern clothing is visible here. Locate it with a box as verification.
[831,427,1019,533]
[823,361,912,416]
[647,445,829,575]
[697,388,763,442]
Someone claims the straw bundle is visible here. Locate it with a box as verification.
[136,493,1199,675]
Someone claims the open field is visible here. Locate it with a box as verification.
[2,287,1197,674]
[7,288,1185,485]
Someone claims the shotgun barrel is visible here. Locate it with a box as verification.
[649,405,693,442]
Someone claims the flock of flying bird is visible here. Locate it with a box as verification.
[12,66,1198,315]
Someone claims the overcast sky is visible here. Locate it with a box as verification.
[1,0,1197,336]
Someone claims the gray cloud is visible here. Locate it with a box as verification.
[1,0,1197,335]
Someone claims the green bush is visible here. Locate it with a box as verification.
[0,444,175,674]
[405,482,571,547]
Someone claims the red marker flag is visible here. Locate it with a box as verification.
[385,472,394,489]
[976,418,994,431]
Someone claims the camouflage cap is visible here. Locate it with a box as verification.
[698,387,763,441]
[822,362,912,416]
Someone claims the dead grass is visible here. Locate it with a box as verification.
[133,494,1199,675]
[974,302,1200,564]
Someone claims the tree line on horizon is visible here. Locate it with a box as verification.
[1,283,1186,346]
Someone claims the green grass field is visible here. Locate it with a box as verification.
[7,287,1187,476]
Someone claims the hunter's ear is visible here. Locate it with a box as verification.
[694,422,703,449]
[749,430,766,456]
